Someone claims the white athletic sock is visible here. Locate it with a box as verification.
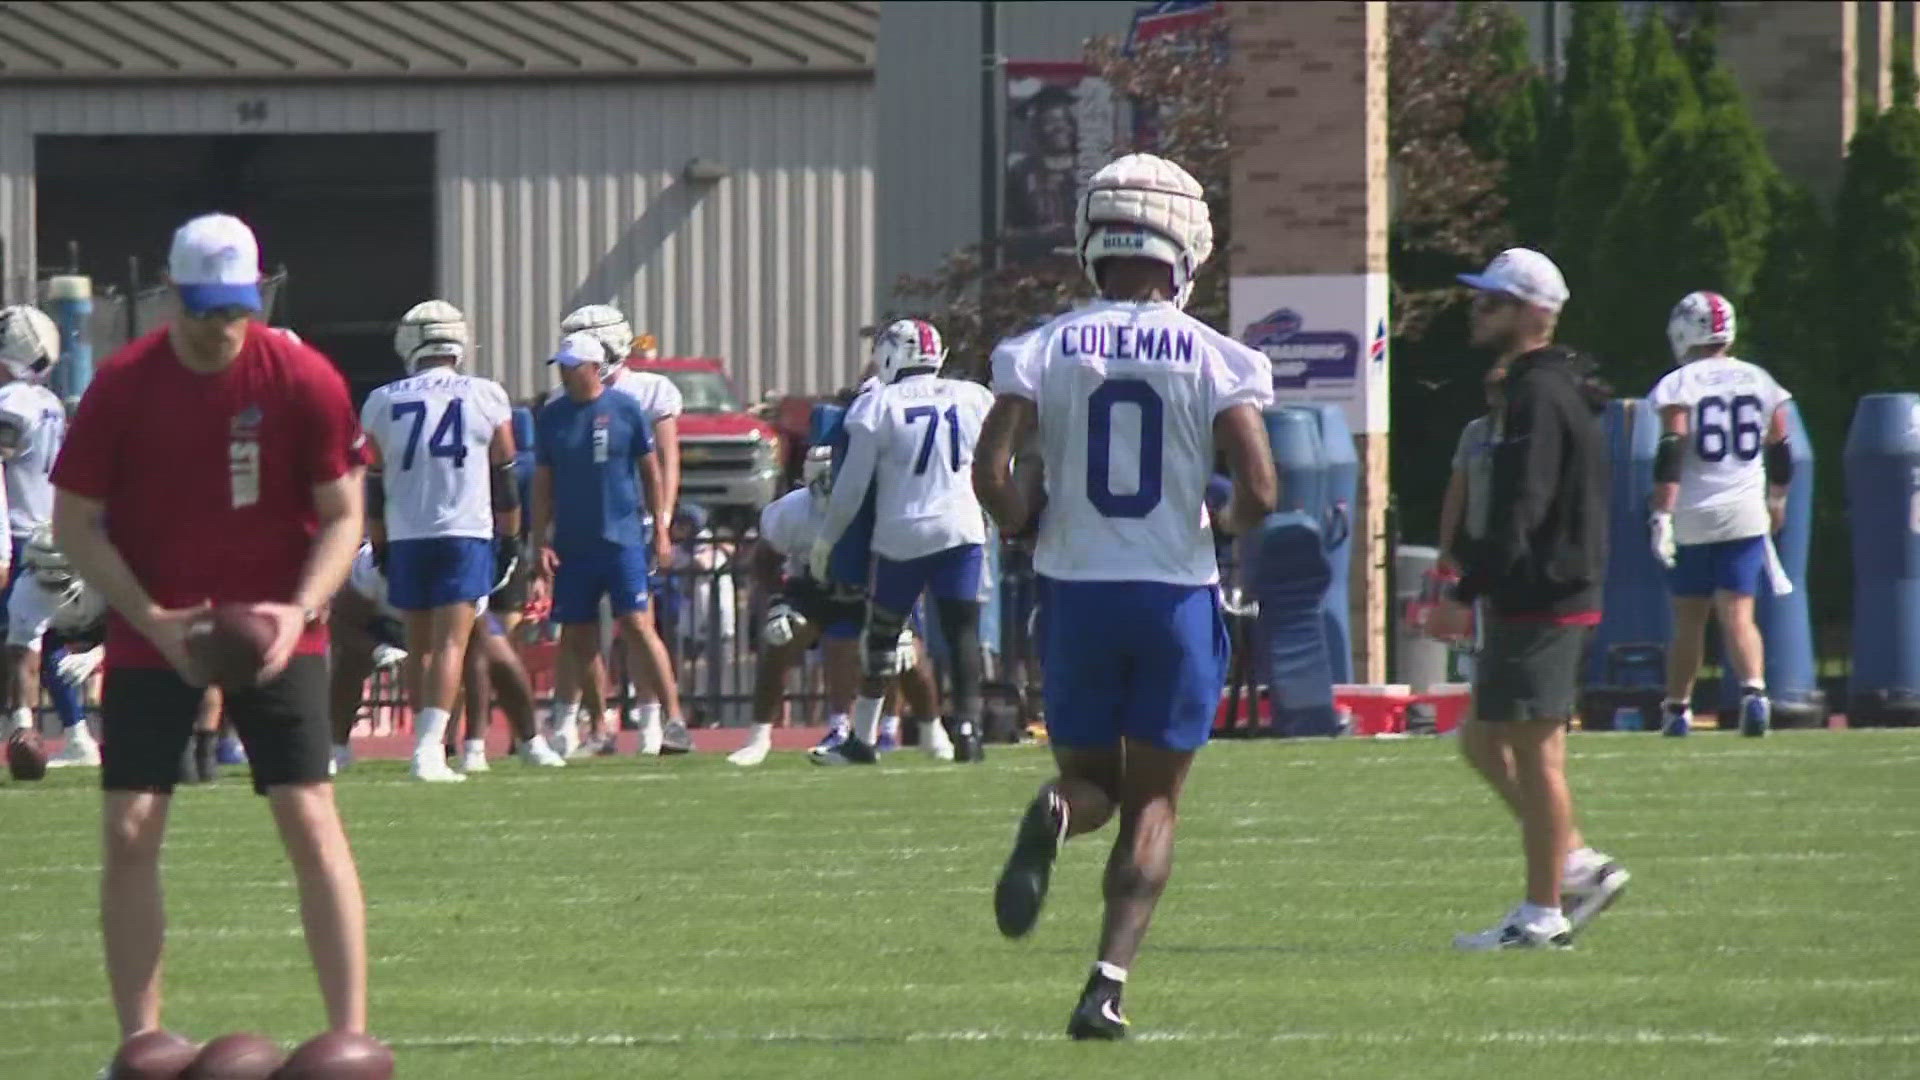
[463,738,486,755]
[7,706,30,736]
[415,708,452,752]
[1094,961,1128,984]
[881,714,900,739]
[826,712,850,735]
[639,702,664,728]
[1741,681,1767,695]
[69,721,98,746]
[1517,901,1563,927]
[746,722,773,746]
[551,701,581,736]
[851,696,885,745]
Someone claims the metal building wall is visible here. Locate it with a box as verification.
[875,0,1138,313]
[0,79,875,402]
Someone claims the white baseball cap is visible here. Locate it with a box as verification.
[1458,248,1568,313]
[168,214,263,315]
[549,330,604,368]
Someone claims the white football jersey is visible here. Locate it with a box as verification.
[361,369,514,542]
[993,300,1274,586]
[840,374,994,560]
[758,487,823,578]
[1647,355,1792,545]
[0,381,64,537]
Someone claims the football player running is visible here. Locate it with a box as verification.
[362,301,520,782]
[1648,291,1793,737]
[809,319,993,766]
[545,306,689,755]
[0,305,88,758]
[973,153,1277,1039]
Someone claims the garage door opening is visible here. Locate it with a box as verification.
[36,133,433,402]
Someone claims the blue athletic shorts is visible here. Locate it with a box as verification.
[1669,535,1767,598]
[869,544,983,614]
[386,537,494,611]
[1042,580,1229,753]
[553,541,652,624]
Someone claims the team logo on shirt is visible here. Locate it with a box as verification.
[230,402,263,509]
[1241,308,1358,388]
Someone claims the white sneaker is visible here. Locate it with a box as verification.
[46,736,101,768]
[1453,906,1573,951]
[1563,857,1631,934]
[727,738,771,767]
[550,723,581,759]
[459,745,491,774]
[410,748,467,783]
[922,720,955,762]
[639,715,664,756]
[659,718,693,756]
[518,736,568,767]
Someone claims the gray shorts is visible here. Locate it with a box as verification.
[1473,618,1590,723]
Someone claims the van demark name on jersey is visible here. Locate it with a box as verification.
[1059,324,1196,363]
[1241,308,1359,389]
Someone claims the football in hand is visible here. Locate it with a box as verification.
[185,1033,285,1080]
[107,1029,199,1080]
[6,727,47,781]
[272,1031,394,1080]
[186,605,277,687]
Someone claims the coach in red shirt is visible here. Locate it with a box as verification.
[51,214,370,1041]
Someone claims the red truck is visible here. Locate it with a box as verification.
[626,356,785,531]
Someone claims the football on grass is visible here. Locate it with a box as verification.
[272,1031,394,1080]
[185,1033,285,1080]
[6,727,47,781]
[187,605,276,688]
[108,1029,199,1079]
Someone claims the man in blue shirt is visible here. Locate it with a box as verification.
[530,332,689,755]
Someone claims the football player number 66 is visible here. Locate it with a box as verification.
[1086,380,1164,518]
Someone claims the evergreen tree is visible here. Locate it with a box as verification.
[1629,14,1701,150]
[1552,1,1640,344]
[1831,87,1920,416]
[1460,2,1551,245]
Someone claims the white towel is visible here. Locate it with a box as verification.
[1763,533,1793,596]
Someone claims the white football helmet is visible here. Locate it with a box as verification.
[560,304,633,370]
[50,579,106,637]
[0,304,60,381]
[394,300,468,370]
[1075,153,1214,309]
[871,319,945,383]
[802,444,833,495]
[1667,290,1736,361]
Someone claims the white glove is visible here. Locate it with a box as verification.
[891,625,918,675]
[763,601,805,647]
[56,645,103,686]
[370,644,408,671]
[808,538,834,584]
[1650,511,1677,569]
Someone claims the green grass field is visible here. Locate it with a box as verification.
[4,731,1917,1079]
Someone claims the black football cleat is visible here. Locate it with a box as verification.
[1066,973,1129,1041]
[809,737,878,766]
[994,790,1065,937]
[953,718,985,763]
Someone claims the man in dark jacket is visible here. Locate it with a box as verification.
[1428,248,1631,951]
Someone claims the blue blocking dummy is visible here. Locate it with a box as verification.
[1845,393,1920,726]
